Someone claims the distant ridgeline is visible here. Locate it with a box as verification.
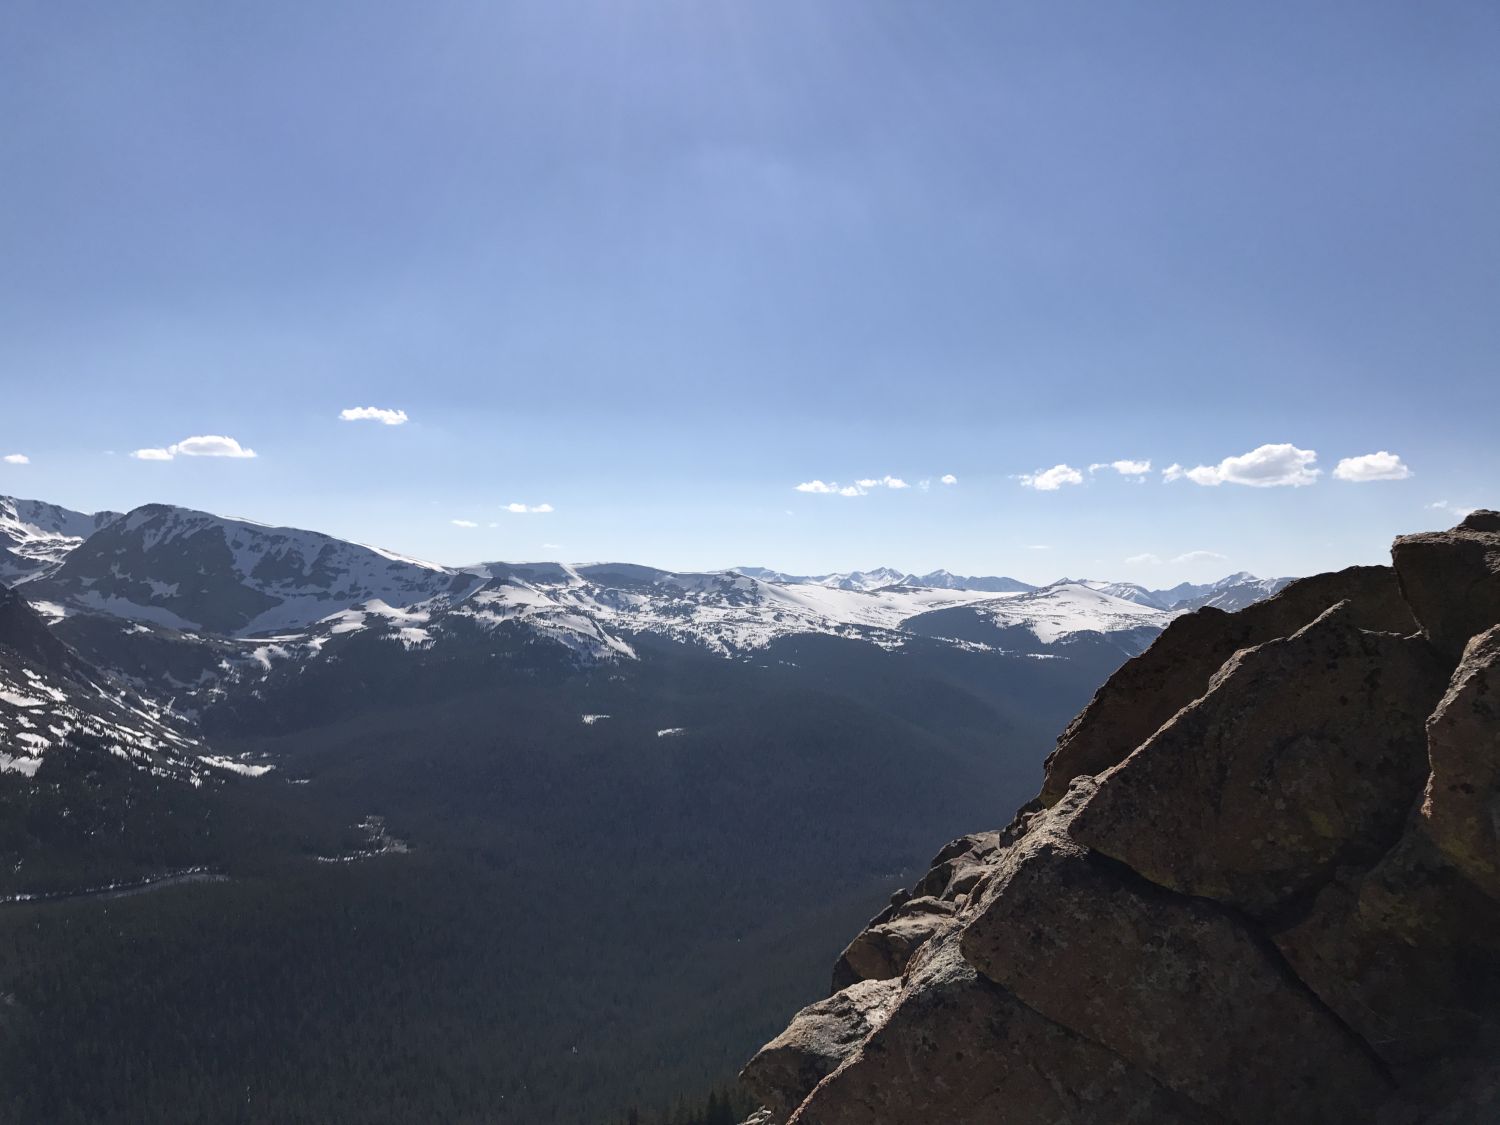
[0,491,1296,1123]
[741,511,1500,1125]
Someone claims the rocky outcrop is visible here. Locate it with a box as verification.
[1041,564,1417,805]
[741,979,901,1119]
[742,513,1500,1125]
[1068,602,1449,915]
[1422,625,1500,895]
[1392,511,1500,660]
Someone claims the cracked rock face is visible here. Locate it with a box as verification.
[1040,564,1417,806]
[740,515,1500,1125]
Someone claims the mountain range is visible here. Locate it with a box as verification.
[0,492,1301,1122]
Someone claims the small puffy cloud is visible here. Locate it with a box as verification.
[340,406,409,426]
[132,434,258,461]
[1173,549,1228,564]
[2,453,28,465]
[1019,464,1084,491]
[451,519,479,528]
[855,475,909,490]
[940,474,957,485]
[1332,451,1411,482]
[1170,444,1320,488]
[795,480,837,494]
[504,502,553,513]
[1125,553,1162,565]
[1161,463,1184,483]
[1090,459,1151,478]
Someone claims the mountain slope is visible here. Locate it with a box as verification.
[0,495,120,585]
[31,503,479,635]
[0,583,203,778]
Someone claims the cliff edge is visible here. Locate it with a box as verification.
[741,512,1500,1124]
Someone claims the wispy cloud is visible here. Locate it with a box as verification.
[1166,443,1319,488]
[504,502,554,513]
[2,453,29,465]
[340,406,409,426]
[451,519,479,528]
[1125,552,1163,565]
[1019,464,1084,491]
[795,476,909,497]
[131,434,257,461]
[1089,459,1151,479]
[1332,451,1411,482]
[1428,499,1476,519]
[1173,549,1228,564]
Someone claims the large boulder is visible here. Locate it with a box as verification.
[830,897,956,989]
[1392,510,1500,661]
[1420,625,1500,896]
[1041,566,1417,805]
[1069,602,1449,915]
[830,831,999,991]
[786,939,1220,1125]
[959,780,1390,1124]
[740,978,901,1120]
[1271,825,1500,1070]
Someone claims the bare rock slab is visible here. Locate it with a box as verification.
[787,939,1220,1125]
[1069,603,1449,915]
[1392,510,1500,661]
[960,780,1389,1125]
[1042,565,1417,805]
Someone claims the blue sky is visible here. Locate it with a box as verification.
[2,1,1496,583]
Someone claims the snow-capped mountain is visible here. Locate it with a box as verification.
[734,566,913,591]
[903,569,1036,594]
[0,584,204,778]
[0,495,121,585]
[29,502,481,635]
[904,582,1176,656]
[0,492,1304,785]
[735,565,1035,594]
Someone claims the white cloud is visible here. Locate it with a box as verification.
[1161,463,1184,483]
[796,476,908,496]
[1169,444,1320,488]
[504,502,553,513]
[1019,464,1084,491]
[1332,451,1411,482]
[1173,550,1228,564]
[131,434,258,461]
[2,453,28,465]
[1125,553,1163,565]
[1090,459,1151,478]
[1428,500,1476,519]
[340,406,409,426]
[940,474,957,485]
[451,519,478,528]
